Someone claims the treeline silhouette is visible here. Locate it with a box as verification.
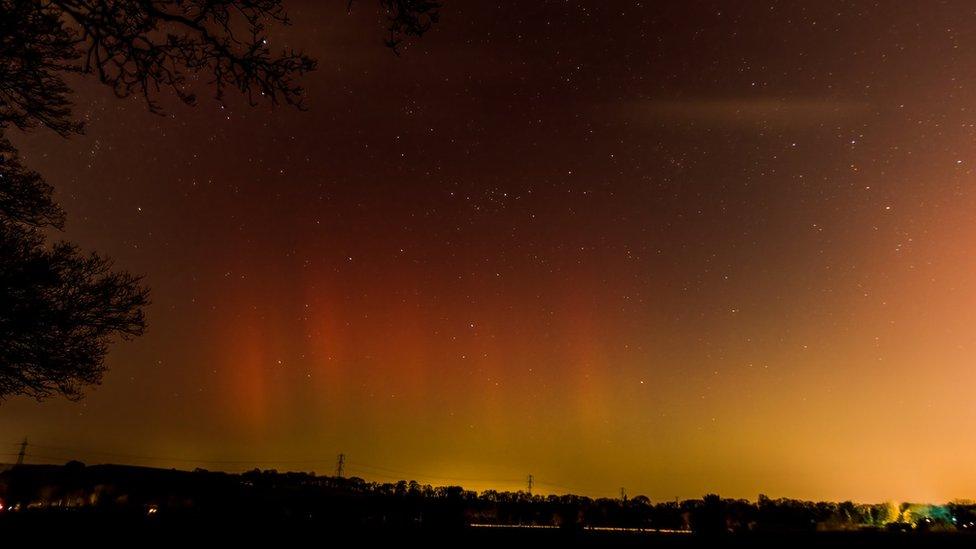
[2,461,975,538]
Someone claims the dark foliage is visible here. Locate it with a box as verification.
[1,0,441,130]
[376,0,441,52]
[0,139,64,228]
[0,138,148,400]
[0,0,82,136]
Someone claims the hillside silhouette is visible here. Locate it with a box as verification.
[2,461,975,547]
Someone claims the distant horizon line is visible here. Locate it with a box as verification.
[4,459,974,506]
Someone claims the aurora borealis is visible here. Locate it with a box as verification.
[5,1,976,502]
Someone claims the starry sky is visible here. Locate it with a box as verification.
[5,0,976,502]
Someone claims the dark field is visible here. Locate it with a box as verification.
[4,464,976,547]
[2,512,975,548]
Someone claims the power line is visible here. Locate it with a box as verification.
[532,479,608,496]
[344,461,520,483]
[345,464,522,485]
[5,440,614,496]
[18,442,512,484]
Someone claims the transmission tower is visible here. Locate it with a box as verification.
[334,453,345,478]
[620,487,627,501]
[15,437,27,466]
[526,474,534,495]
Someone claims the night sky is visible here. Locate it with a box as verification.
[6,1,976,502]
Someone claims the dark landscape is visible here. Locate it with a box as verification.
[2,462,976,546]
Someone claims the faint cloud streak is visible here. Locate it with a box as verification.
[624,98,871,128]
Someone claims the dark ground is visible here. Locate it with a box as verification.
[2,511,974,548]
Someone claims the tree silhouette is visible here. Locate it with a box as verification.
[2,0,441,130]
[0,0,440,400]
[0,137,148,400]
